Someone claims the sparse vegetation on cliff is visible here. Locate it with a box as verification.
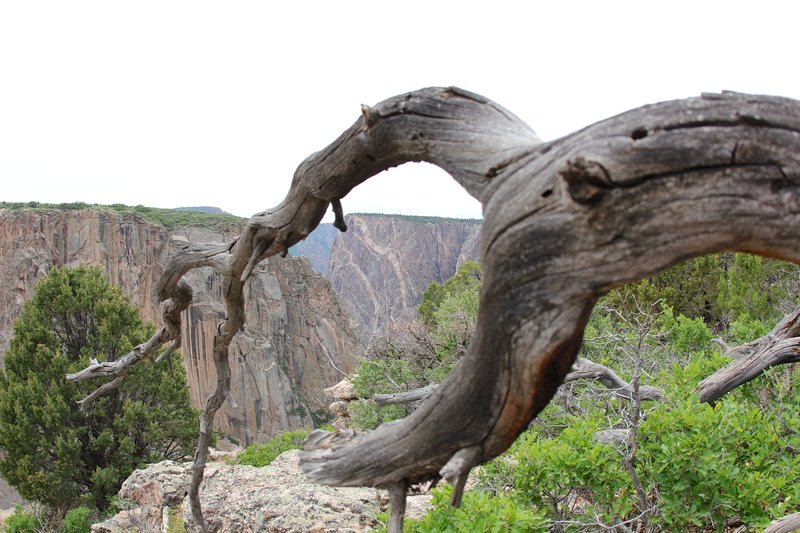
[0,201,242,230]
[236,429,311,467]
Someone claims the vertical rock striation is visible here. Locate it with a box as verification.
[327,214,481,337]
[0,207,358,445]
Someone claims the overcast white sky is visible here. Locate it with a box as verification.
[1,1,798,221]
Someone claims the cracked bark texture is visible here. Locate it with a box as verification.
[72,87,800,530]
[301,89,800,499]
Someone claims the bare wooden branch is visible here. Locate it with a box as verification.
[373,384,439,406]
[764,511,800,533]
[387,480,408,533]
[698,307,800,403]
[373,357,663,408]
[439,445,481,507]
[66,87,800,522]
[564,358,663,401]
[301,89,800,491]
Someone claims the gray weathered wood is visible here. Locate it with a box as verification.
[69,87,800,527]
[299,89,800,509]
[373,384,439,406]
[374,356,663,407]
[764,511,800,533]
[698,307,800,403]
[564,358,663,401]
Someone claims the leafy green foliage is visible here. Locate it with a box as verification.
[166,506,187,533]
[376,485,549,533]
[474,303,800,531]
[0,266,198,511]
[350,262,482,430]
[418,262,481,328]
[716,253,797,325]
[350,358,419,429]
[236,429,311,467]
[62,506,93,533]
[391,253,800,530]
[602,253,799,328]
[2,506,41,533]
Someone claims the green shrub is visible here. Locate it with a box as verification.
[475,350,800,531]
[237,429,311,467]
[498,416,634,525]
[62,506,93,533]
[3,506,39,533]
[395,485,548,532]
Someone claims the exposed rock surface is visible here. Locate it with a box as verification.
[0,207,359,444]
[289,223,338,275]
[0,475,24,510]
[93,450,433,532]
[327,214,481,336]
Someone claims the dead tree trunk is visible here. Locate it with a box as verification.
[70,87,800,530]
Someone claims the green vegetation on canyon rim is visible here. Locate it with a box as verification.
[360,254,800,532]
[0,201,242,230]
[0,265,198,524]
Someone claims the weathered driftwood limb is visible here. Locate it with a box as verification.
[439,445,481,507]
[764,511,800,533]
[299,89,800,530]
[564,358,663,401]
[71,87,541,530]
[698,307,800,403]
[69,87,800,529]
[373,384,439,406]
[387,481,408,533]
[373,357,663,407]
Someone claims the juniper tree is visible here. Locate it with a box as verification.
[0,265,197,511]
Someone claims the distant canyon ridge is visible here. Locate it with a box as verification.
[0,205,480,445]
[292,213,480,337]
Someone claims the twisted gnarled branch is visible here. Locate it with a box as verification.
[698,306,800,403]
[69,87,800,531]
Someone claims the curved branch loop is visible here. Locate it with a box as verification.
[67,87,800,527]
[301,91,800,494]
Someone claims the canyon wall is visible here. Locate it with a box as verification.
[326,214,481,336]
[0,208,358,445]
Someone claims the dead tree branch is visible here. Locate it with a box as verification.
[373,384,439,406]
[564,358,663,401]
[698,307,800,403]
[764,511,800,533]
[300,89,800,528]
[67,87,800,529]
[374,356,663,408]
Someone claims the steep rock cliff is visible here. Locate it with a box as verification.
[288,223,338,275]
[0,207,358,445]
[327,214,481,336]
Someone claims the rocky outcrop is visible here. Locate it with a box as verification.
[327,214,481,336]
[289,223,338,275]
[93,450,433,532]
[0,207,359,444]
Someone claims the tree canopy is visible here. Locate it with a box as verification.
[0,265,198,511]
